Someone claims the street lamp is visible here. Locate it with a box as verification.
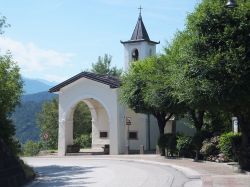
[225,0,238,134]
[225,0,238,8]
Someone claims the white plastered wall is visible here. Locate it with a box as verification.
[123,41,156,71]
[123,108,147,150]
[57,77,121,155]
[90,99,110,149]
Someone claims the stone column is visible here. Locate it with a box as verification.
[109,118,119,155]
[65,119,73,146]
[58,118,66,156]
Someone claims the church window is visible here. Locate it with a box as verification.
[100,131,108,138]
[128,131,138,140]
[132,49,139,61]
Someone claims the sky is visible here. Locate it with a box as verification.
[0,0,200,83]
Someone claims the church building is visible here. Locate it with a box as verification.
[50,12,190,156]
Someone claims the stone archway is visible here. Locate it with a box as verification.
[58,94,119,156]
[49,72,123,156]
[66,98,110,152]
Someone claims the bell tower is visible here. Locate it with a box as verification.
[121,7,160,71]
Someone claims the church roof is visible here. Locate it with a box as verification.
[49,72,120,92]
[131,14,150,41]
[121,13,159,44]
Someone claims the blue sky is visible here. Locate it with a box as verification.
[0,0,200,83]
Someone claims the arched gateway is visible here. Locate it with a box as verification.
[49,72,123,155]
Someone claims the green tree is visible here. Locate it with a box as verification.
[0,15,35,185]
[22,140,41,156]
[165,31,207,132]
[73,101,92,139]
[0,54,23,154]
[168,0,250,169]
[120,55,183,155]
[37,100,92,149]
[91,54,123,77]
[37,99,58,149]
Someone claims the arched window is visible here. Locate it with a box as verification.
[132,49,139,61]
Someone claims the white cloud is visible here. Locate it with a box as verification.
[0,37,74,81]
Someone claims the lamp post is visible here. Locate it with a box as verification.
[225,0,238,8]
[225,0,238,133]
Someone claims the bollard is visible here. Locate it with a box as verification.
[156,145,160,154]
[125,145,129,154]
[140,145,144,154]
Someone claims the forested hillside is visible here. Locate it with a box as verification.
[12,92,56,143]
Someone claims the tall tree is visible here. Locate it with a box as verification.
[168,0,250,169]
[0,15,34,186]
[0,54,23,154]
[120,55,184,155]
[165,30,207,132]
[91,54,122,77]
[73,101,92,139]
[37,99,58,149]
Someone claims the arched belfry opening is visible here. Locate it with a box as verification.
[132,49,139,61]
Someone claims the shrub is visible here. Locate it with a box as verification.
[74,134,91,148]
[219,132,241,161]
[192,130,211,160]
[192,130,210,150]
[200,136,220,161]
[165,134,177,156]
[19,160,35,182]
[22,140,41,156]
[177,135,194,158]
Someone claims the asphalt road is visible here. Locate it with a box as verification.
[23,157,190,187]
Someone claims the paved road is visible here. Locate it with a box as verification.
[23,157,191,187]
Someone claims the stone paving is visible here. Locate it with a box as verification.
[114,155,250,187]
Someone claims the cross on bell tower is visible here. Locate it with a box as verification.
[120,7,160,71]
[138,6,143,15]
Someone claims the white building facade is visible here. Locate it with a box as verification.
[50,13,191,156]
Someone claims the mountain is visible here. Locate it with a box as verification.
[22,91,55,103]
[12,92,57,144]
[35,79,57,87]
[22,78,56,94]
[12,78,58,143]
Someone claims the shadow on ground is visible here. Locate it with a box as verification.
[28,165,100,187]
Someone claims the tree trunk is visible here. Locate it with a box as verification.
[156,115,166,156]
[237,114,250,170]
[155,112,173,156]
[189,109,205,131]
